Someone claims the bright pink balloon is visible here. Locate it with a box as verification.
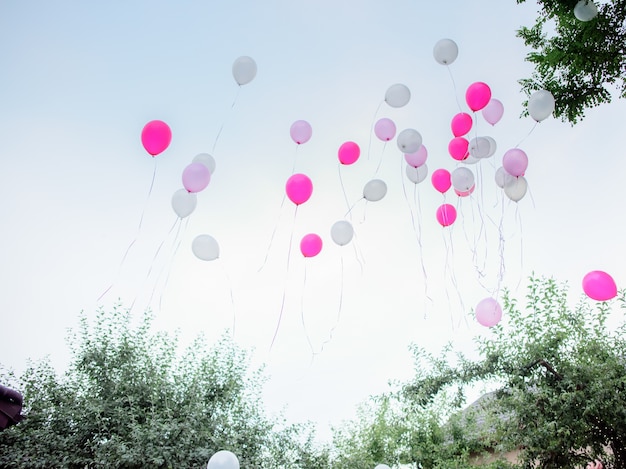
[465,82,492,112]
[431,168,451,193]
[374,118,396,141]
[475,297,502,327]
[502,148,528,177]
[286,173,313,205]
[141,120,172,156]
[448,137,469,161]
[182,162,211,193]
[300,233,323,258]
[405,145,428,168]
[436,203,457,227]
[451,112,473,137]
[455,185,475,197]
[482,98,504,125]
[583,271,617,301]
[290,120,312,145]
[338,141,360,165]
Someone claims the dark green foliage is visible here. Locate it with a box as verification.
[516,0,626,123]
[0,306,329,468]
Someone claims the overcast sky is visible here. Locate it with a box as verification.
[1,0,624,443]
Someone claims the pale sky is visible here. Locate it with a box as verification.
[1,0,625,444]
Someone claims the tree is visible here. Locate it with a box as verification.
[0,306,328,468]
[403,275,626,468]
[516,0,626,123]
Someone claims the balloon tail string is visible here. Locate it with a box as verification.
[312,254,345,358]
[515,121,537,148]
[448,227,468,328]
[442,229,455,331]
[219,261,237,339]
[292,145,300,174]
[97,159,157,303]
[344,197,364,219]
[269,205,298,351]
[338,163,353,221]
[158,216,189,313]
[301,262,317,361]
[258,193,287,272]
[212,86,241,154]
[415,187,433,318]
[367,100,383,162]
[516,204,524,292]
[446,65,463,112]
[374,141,387,177]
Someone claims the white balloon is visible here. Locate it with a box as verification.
[232,56,257,86]
[363,179,387,202]
[574,0,598,21]
[396,128,422,154]
[433,38,458,65]
[406,163,428,184]
[528,89,555,122]
[330,220,354,246]
[495,166,515,188]
[485,136,497,158]
[193,153,216,174]
[192,234,220,261]
[504,176,528,202]
[451,167,475,192]
[171,188,197,219]
[207,450,240,469]
[468,136,491,159]
[385,83,411,108]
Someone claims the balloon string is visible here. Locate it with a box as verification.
[212,86,241,154]
[515,204,524,292]
[301,262,316,359]
[446,65,463,112]
[218,260,237,339]
[97,159,158,303]
[373,141,387,177]
[515,121,537,148]
[291,145,300,175]
[158,216,190,313]
[367,100,383,161]
[269,205,298,351]
[130,217,180,313]
[258,193,287,272]
[338,162,352,221]
[415,186,433,318]
[447,218,468,329]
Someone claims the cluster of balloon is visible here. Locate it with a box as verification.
[583,270,617,301]
[207,450,239,469]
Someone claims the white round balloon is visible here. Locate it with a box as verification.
[396,128,422,154]
[504,176,528,202]
[232,56,257,86]
[384,83,411,108]
[406,163,428,184]
[193,153,216,174]
[574,0,598,21]
[192,234,220,261]
[495,166,514,189]
[207,450,240,469]
[171,188,197,219]
[363,179,387,202]
[433,38,458,65]
[468,136,492,159]
[451,167,475,192]
[528,89,555,122]
[330,220,354,246]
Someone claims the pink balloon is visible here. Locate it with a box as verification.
[431,168,451,193]
[475,297,502,327]
[286,173,313,205]
[338,141,360,165]
[290,120,312,145]
[436,203,457,227]
[482,98,504,125]
[300,233,323,258]
[465,82,492,112]
[182,162,211,193]
[455,185,475,197]
[141,120,172,156]
[502,148,528,177]
[405,145,428,168]
[448,137,469,161]
[374,118,396,142]
[583,270,617,301]
[451,112,473,137]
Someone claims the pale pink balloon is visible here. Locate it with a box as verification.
[448,137,469,161]
[436,203,457,227]
[475,297,502,327]
[290,120,312,145]
[583,270,617,301]
[141,120,172,156]
[182,162,211,193]
[374,118,396,142]
[465,82,492,112]
[338,141,360,165]
[451,112,473,137]
[482,98,504,125]
[286,173,313,205]
[405,145,428,168]
[431,168,451,193]
[502,148,528,177]
[300,233,323,258]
